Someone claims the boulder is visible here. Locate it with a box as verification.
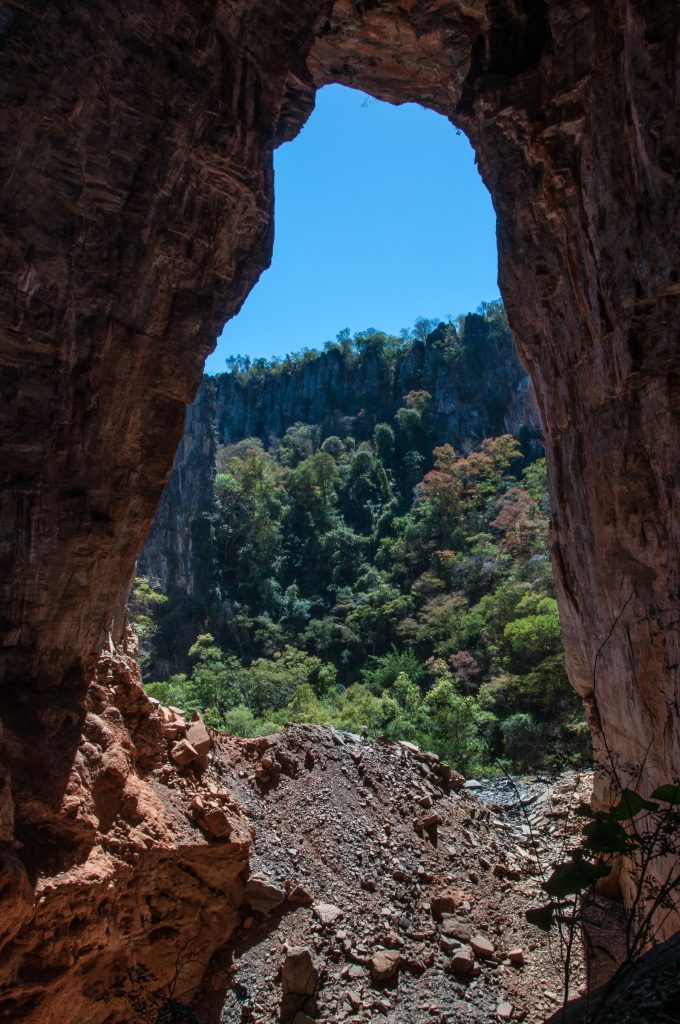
[245,874,285,914]
[368,950,400,984]
[470,934,495,959]
[314,902,343,926]
[440,916,472,942]
[202,807,232,838]
[451,947,475,976]
[186,717,211,758]
[170,738,198,766]
[431,892,458,916]
[286,883,313,904]
[282,947,319,996]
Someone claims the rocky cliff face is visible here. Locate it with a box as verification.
[2,0,680,1015]
[138,379,217,601]
[212,318,539,449]
[0,627,254,1022]
[136,379,219,674]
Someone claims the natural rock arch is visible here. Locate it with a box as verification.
[0,0,679,1008]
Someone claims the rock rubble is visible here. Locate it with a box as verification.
[206,723,593,1024]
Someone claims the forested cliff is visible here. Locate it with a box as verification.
[134,306,590,775]
[139,306,540,661]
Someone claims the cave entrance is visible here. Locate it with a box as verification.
[138,85,586,781]
[2,1,680,1017]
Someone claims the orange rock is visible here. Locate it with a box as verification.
[202,807,232,838]
[186,718,211,758]
[171,738,198,766]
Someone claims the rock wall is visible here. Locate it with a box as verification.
[0,627,253,1023]
[210,317,537,449]
[137,378,217,609]
[0,0,321,689]
[1,0,679,1011]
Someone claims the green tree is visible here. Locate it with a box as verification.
[186,634,244,724]
[501,712,540,769]
[424,671,486,773]
[129,577,168,675]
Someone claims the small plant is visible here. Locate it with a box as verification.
[525,779,680,1020]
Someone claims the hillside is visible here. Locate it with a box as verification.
[134,305,587,777]
[139,306,540,657]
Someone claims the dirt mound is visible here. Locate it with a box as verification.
[199,724,590,1024]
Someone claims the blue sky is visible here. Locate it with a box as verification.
[205,85,499,373]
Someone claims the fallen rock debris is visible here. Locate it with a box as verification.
[180,721,594,1024]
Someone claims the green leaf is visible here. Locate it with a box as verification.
[525,904,554,931]
[650,784,680,805]
[543,856,611,899]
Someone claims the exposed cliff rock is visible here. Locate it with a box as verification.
[1,0,680,1010]
[211,318,539,449]
[0,627,253,1022]
[139,379,217,601]
[137,379,219,676]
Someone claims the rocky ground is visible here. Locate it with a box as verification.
[185,724,593,1024]
[3,642,674,1024]
[0,644,595,1024]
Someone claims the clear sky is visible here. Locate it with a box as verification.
[205,84,499,373]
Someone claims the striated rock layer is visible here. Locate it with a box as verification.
[1,0,679,1012]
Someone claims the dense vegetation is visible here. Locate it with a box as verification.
[136,304,589,775]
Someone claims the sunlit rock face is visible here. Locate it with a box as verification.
[1,0,679,1012]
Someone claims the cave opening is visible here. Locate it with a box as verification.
[207,83,499,371]
[2,2,680,1017]
[137,83,581,784]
